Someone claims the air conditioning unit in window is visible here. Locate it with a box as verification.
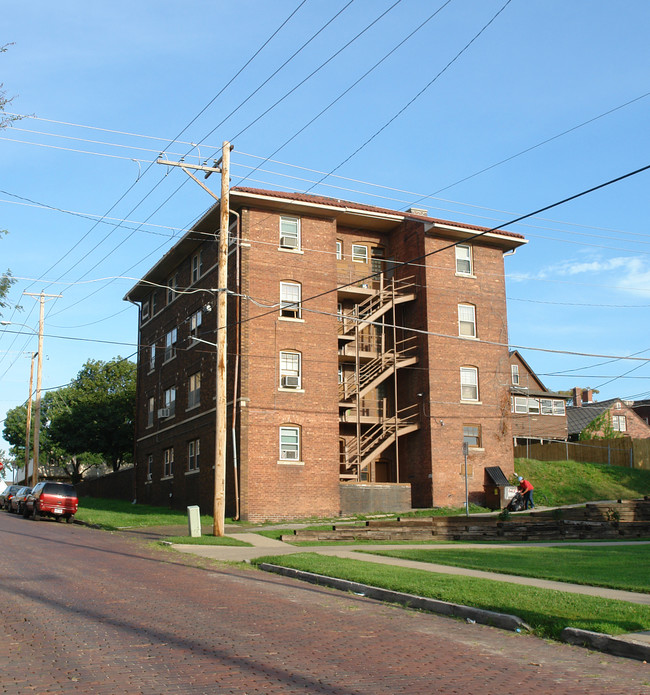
[280,235,298,249]
[146,473,152,481]
[282,450,298,460]
[157,408,170,418]
[281,375,300,388]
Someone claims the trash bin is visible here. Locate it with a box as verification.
[483,467,514,510]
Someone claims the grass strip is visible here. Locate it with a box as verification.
[253,552,650,639]
[364,544,650,593]
[163,535,251,546]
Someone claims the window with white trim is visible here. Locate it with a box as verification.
[455,244,472,275]
[528,398,540,414]
[188,438,200,471]
[458,304,476,338]
[191,251,203,284]
[460,366,479,402]
[163,447,174,477]
[147,397,155,427]
[189,310,202,343]
[280,216,300,250]
[336,240,342,260]
[149,343,156,372]
[163,386,176,417]
[141,297,150,322]
[553,400,565,415]
[511,364,519,385]
[164,328,177,362]
[167,274,178,304]
[513,396,527,413]
[279,351,301,389]
[280,282,301,319]
[541,399,553,415]
[188,372,201,408]
[612,415,626,432]
[352,244,368,263]
[279,426,300,461]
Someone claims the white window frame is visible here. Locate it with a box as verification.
[612,415,626,432]
[511,364,519,385]
[188,372,201,409]
[280,281,302,319]
[141,298,150,322]
[458,304,476,338]
[528,398,540,414]
[460,366,479,402]
[514,396,527,414]
[455,244,473,276]
[279,351,301,389]
[189,310,202,344]
[164,386,176,417]
[540,399,553,415]
[191,251,203,284]
[352,244,368,263]
[164,328,177,362]
[336,240,342,260]
[163,447,174,478]
[279,216,300,250]
[167,274,178,304]
[188,438,200,472]
[149,343,156,372]
[553,400,565,416]
[279,425,300,462]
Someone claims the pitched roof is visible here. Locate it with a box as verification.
[566,398,622,435]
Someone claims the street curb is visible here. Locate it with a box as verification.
[258,563,531,632]
[561,627,650,662]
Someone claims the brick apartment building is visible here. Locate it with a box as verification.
[509,350,569,444]
[124,188,527,521]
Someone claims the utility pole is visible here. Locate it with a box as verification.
[157,143,231,536]
[24,351,37,478]
[24,291,62,485]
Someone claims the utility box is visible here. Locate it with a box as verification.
[187,505,201,537]
[483,467,515,510]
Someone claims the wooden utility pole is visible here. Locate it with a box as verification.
[24,291,62,486]
[157,144,231,536]
[213,141,230,537]
[24,351,37,476]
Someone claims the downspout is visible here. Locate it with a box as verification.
[127,297,141,504]
[229,209,241,520]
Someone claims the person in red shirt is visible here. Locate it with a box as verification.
[517,477,534,510]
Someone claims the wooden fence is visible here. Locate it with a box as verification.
[514,437,650,471]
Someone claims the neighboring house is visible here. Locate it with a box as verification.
[566,389,650,440]
[124,187,526,521]
[631,399,650,426]
[509,351,569,444]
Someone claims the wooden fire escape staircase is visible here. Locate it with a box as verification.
[338,276,419,481]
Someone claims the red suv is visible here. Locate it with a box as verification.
[24,482,78,523]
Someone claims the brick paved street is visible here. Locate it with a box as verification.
[0,512,648,694]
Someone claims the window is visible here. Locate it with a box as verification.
[336,240,342,260]
[164,328,177,361]
[458,304,476,338]
[163,387,176,417]
[147,455,153,482]
[147,397,155,427]
[511,364,519,385]
[338,364,343,384]
[149,343,156,372]
[191,252,203,284]
[189,310,202,343]
[167,274,178,304]
[279,351,301,389]
[527,398,540,414]
[541,399,553,415]
[553,400,565,416]
[188,439,200,471]
[163,448,174,478]
[463,425,481,448]
[280,282,301,319]
[455,244,472,275]
[513,397,527,414]
[352,244,368,263]
[141,298,150,322]
[612,415,626,432]
[188,372,201,408]
[460,367,479,401]
[280,216,300,250]
[279,426,300,461]
[152,291,159,316]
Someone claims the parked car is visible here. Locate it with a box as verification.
[23,482,78,523]
[9,486,32,515]
[1,484,24,511]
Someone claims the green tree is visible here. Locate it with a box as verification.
[578,411,622,441]
[48,357,136,473]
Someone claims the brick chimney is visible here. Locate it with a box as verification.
[581,389,593,404]
[572,387,582,407]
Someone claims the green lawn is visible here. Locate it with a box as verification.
[363,544,650,593]
[253,552,650,639]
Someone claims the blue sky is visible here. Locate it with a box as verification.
[2,0,650,466]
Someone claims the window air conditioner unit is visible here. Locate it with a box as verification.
[282,450,298,460]
[281,375,300,388]
[146,473,152,481]
[280,236,298,249]
[158,408,170,418]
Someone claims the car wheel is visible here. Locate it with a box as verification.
[32,504,40,521]
[23,505,30,518]
[66,515,74,524]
